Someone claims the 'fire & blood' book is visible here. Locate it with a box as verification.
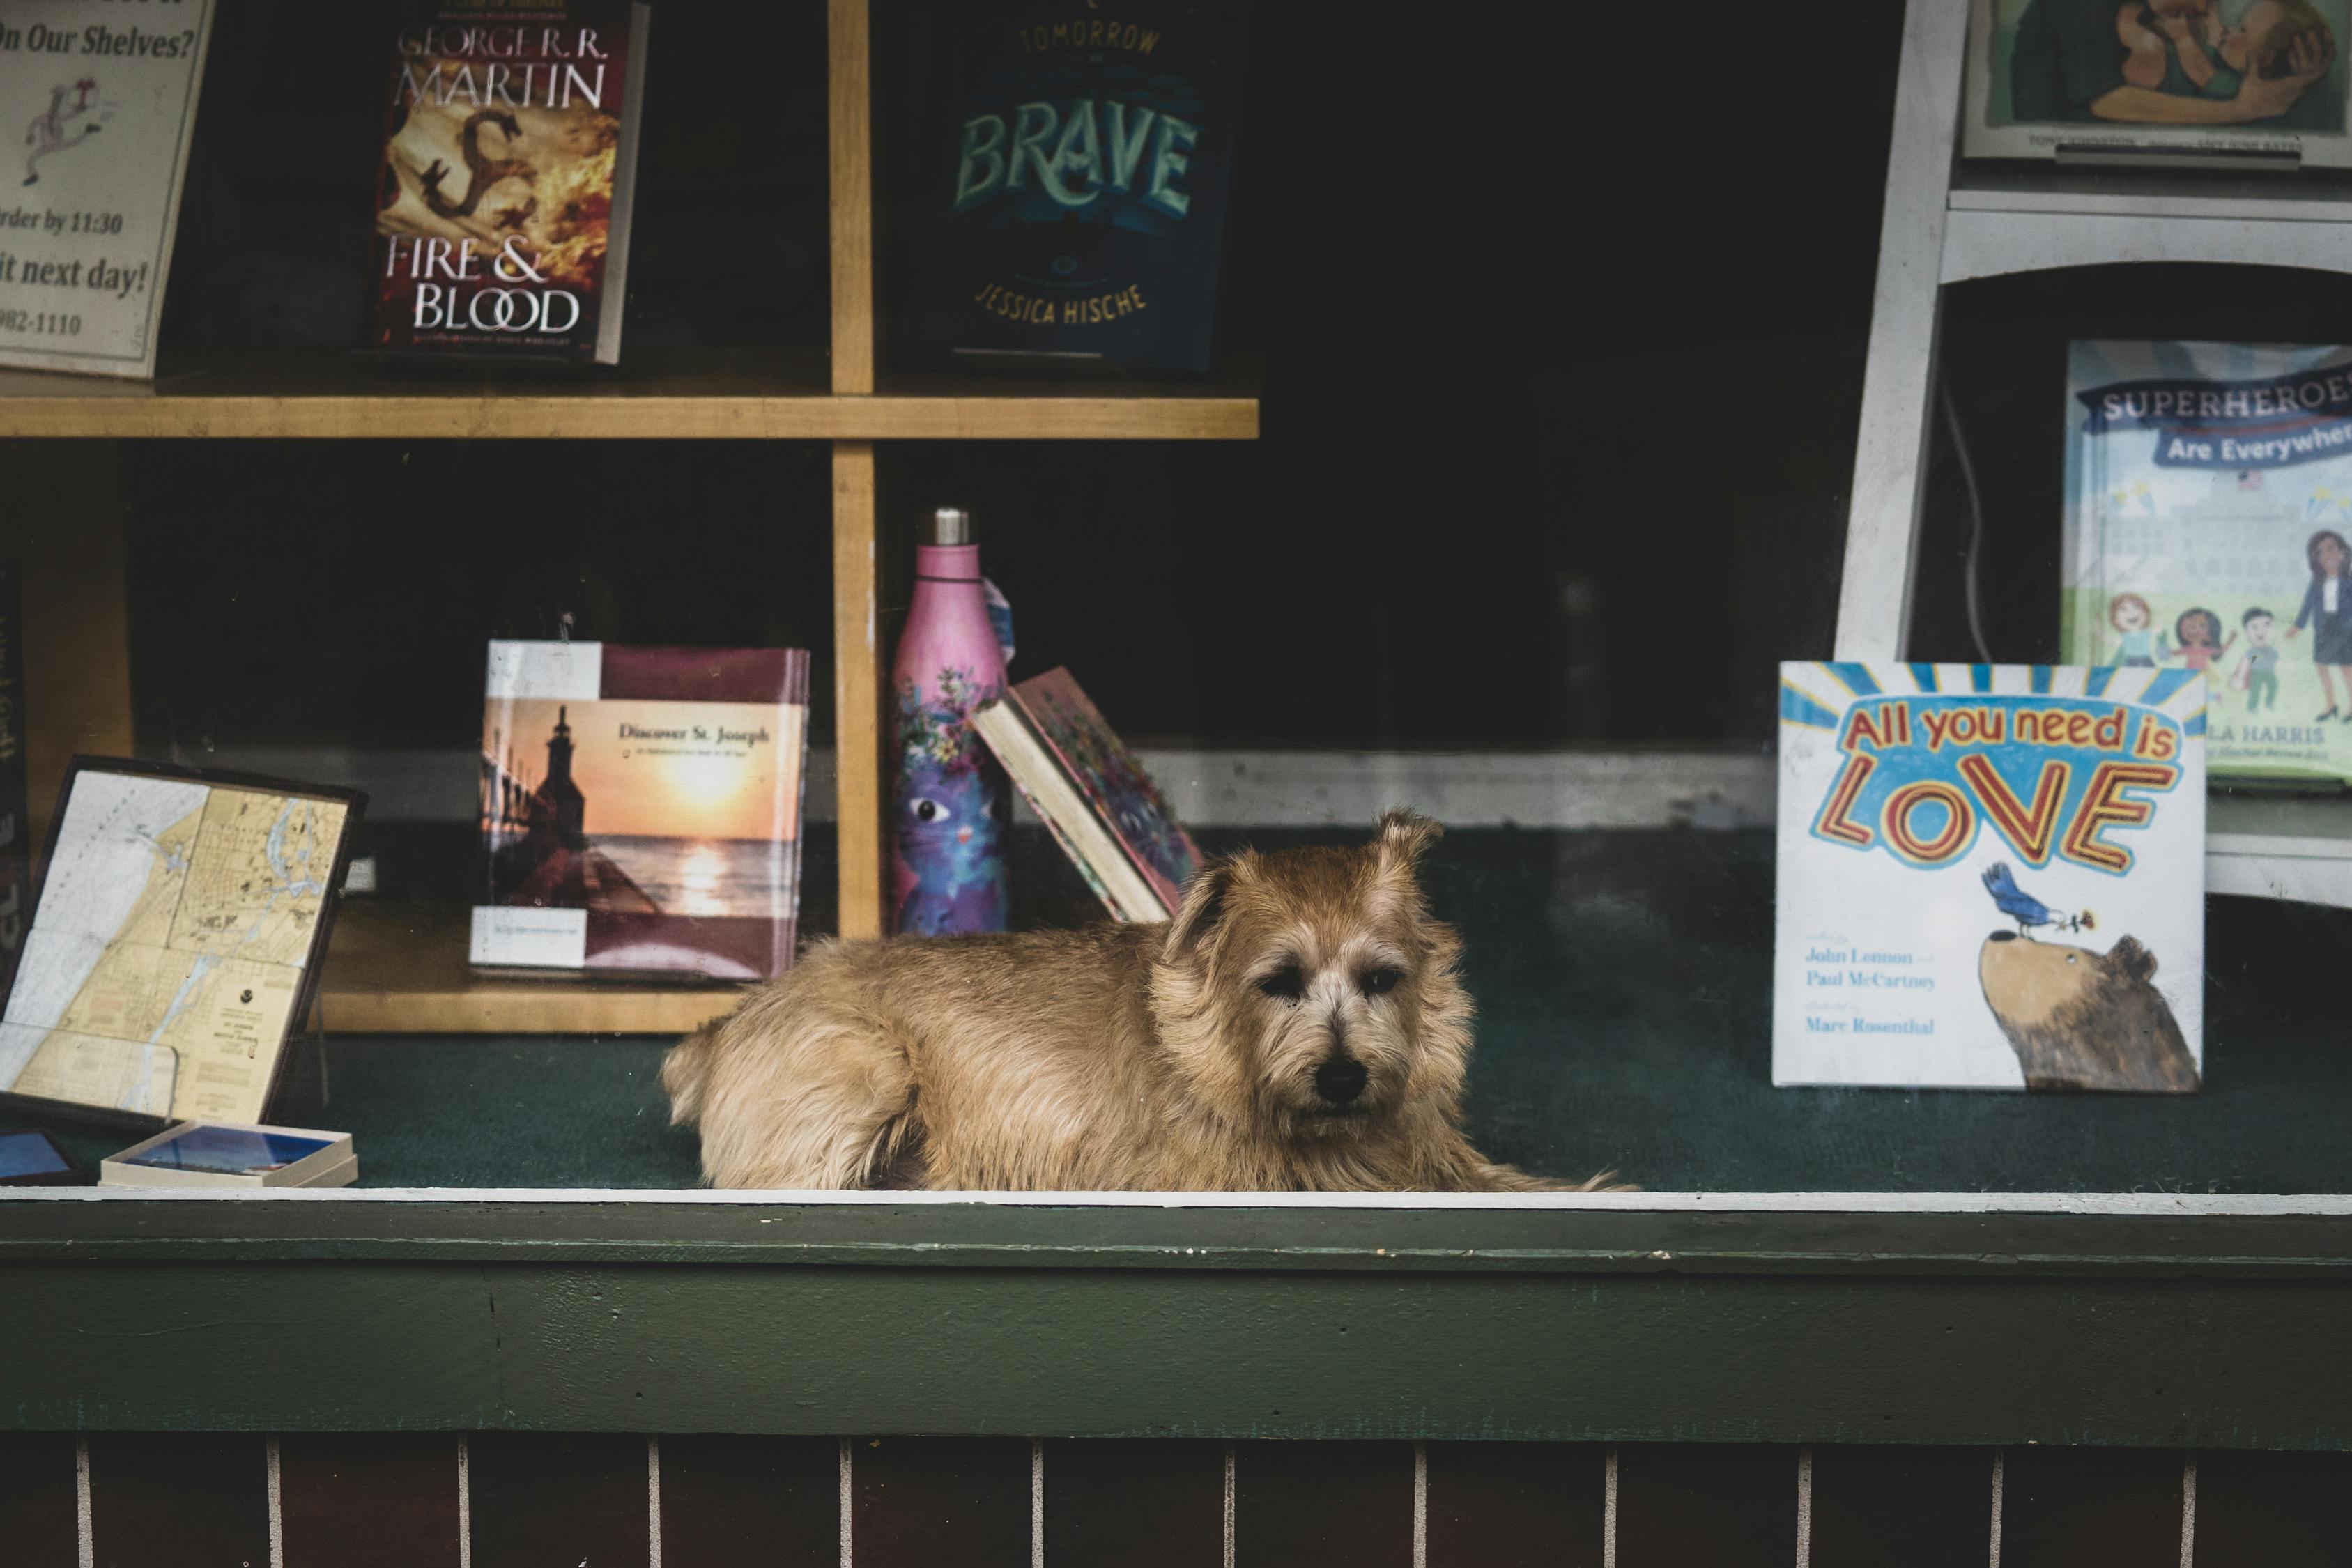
[884,1,1247,375]
[371,1,650,364]
[475,641,810,981]
[1774,663,2206,1093]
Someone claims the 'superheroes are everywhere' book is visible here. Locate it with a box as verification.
[1774,664,2206,1093]
[2066,340,2352,786]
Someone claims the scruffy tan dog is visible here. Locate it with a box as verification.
[664,811,1609,1192]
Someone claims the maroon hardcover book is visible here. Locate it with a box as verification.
[475,642,810,981]
[370,1,650,364]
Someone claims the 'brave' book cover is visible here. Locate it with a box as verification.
[1774,663,2206,1093]
[884,1,1247,375]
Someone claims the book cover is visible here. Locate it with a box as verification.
[0,562,27,999]
[371,1,648,364]
[2066,339,2352,784]
[101,1120,355,1188]
[1012,774,1135,917]
[971,694,1160,922]
[885,1,1247,375]
[0,1,214,378]
[1774,663,2206,1092]
[1004,668,1199,914]
[1964,0,2352,168]
[475,641,810,980]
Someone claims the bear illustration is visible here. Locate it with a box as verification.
[1976,930,2197,1093]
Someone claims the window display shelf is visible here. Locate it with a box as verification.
[1950,167,2352,225]
[2208,792,2352,909]
[314,901,742,1036]
[0,347,1260,443]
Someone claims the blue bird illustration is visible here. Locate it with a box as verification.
[1981,862,2094,938]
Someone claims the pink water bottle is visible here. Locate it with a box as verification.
[890,507,1010,934]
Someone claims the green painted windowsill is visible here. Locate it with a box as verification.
[4,1196,2351,1450]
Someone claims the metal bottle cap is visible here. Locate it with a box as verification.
[928,508,973,546]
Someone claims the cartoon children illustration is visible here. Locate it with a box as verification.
[22,79,99,189]
[2234,606,2282,712]
[2173,606,2236,674]
[2109,592,2166,666]
[2287,527,2352,721]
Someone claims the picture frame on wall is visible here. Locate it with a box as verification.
[1963,0,2352,169]
[0,757,364,1132]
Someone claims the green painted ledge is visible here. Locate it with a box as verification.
[3,1197,2351,1449]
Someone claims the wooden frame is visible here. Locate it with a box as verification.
[1840,0,2352,659]
[8,1190,2352,1447]
[0,0,1259,1030]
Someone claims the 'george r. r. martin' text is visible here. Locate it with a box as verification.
[392,27,613,111]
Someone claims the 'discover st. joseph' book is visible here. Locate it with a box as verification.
[371,1,650,364]
[1774,663,2206,1093]
[475,642,810,981]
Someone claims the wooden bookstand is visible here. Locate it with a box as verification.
[1841,0,2352,905]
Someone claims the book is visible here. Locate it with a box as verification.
[971,668,1200,920]
[1965,0,2352,169]
[371,1,650,364]
[1774,663,2206,1092]
[0,759,363,1128]
[885,1,1247,376]
[2065,339,2352,785]
[0,0,215,378]
[100,1121,356,1189]
[475,641,810,980]
[0,562,29,999]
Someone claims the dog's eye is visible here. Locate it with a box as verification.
[1257,965,1305,1002]
[1361,967,1405,998]
[910,797,948,823]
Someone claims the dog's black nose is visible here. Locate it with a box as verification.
[1988,931,2017,943]
[1314,1056,1368,1105]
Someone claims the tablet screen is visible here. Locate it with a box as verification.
[125,1125,330,1176]
[0,1130,71,1178]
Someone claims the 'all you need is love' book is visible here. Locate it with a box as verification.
[1774,663,2206,1093]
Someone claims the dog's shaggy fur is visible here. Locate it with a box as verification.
[665,812,1608,1192]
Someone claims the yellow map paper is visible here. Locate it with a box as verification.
[0,776,346,1122]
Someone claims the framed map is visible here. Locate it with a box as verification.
[0,758,364,1130]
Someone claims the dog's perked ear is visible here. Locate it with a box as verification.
[1163,855,1239,960]
[1375,809,1443,879]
